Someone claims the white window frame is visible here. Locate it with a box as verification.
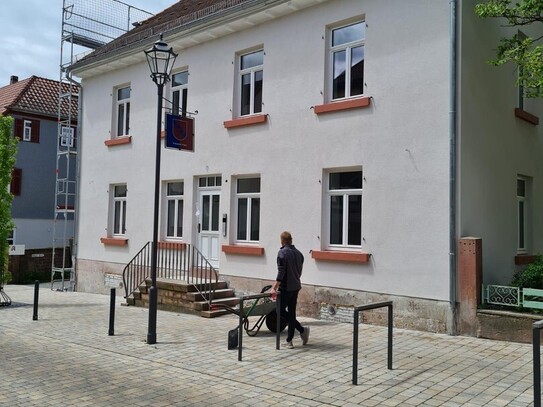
[114,85,131,137]
[235,176,261,243]
[23,120,32,141]
[328,19,365,101]
[111,184,127,236]
[165,181,184,240]
[60,126,74,147]
[237,49,264,117]
[324,168,363,249]
[171,70,189,116]
[517,176,528,253]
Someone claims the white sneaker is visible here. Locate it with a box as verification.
[300,326,310,345]
[282,341,294,349]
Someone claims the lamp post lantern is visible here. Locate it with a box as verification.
[144,34,177,345]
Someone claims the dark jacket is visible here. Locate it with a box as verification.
[276,244,304,291]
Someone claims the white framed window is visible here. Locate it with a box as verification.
[328,20,364,101]
[325,169,362,248]
[517,176,529,253]
[23,120,32,141]
[60,126,74,147]
[171,71,188,116]
[115,85,130,137]
[236,177,260,242]
[7,229,15,245]
[165,181,184,239]
[112,184,127,236]
[238,49,263,116]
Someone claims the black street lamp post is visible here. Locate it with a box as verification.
[144,35,177,345]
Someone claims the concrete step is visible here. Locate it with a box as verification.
[186,288,236,302]
[193,297,240,312]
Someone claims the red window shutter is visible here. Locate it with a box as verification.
[14,119,23,138]
[30,119,40,143]
[10,168,22,196]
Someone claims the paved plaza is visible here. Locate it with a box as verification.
[0,284,537,406]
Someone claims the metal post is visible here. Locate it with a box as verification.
[238,298,244,361]
[108,288,116,336]
[352,301,393,385]
[147,83,164,345]
[388,303,393,370]
[276,292,281,350]
[534,321,543,407]
[32,280,39,321]
[353,309,359,385]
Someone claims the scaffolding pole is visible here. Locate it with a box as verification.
[51,0,153,291]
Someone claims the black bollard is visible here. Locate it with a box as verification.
[108,288,116,336]
[32,280,39,321]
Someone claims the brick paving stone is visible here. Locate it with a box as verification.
[0,284,540,406]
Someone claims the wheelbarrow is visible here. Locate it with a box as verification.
[212,285,287,349]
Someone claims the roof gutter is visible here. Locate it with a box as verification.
[448,0,458,336]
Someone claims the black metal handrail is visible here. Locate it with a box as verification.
[188,244,219,305]
[123,241,152,299]
[353,301,393,385]
[122,242,218,310]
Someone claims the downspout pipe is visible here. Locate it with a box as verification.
[449,0,458,336]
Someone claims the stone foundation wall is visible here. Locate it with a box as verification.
[76,259,125,295]
[75,261,451,334]
[221,274,451,334]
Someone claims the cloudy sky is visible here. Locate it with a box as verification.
[0,0,176,87]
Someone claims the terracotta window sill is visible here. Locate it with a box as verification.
[105,136,132,147]
[222,244,265,256]
[100,237,128,246]
[515,254,538,265]
[311,250,370,263]
[224,114,267,129]
[515,108,539,125]
[158,241,186,250]
[314,97,371,115]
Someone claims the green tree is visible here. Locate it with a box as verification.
[0,116,18,284]
[475,0,543,97]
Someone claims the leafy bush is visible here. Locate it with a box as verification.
[512,255,543,289]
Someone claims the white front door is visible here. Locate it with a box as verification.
[197,188,220,268]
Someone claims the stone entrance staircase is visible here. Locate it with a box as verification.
[125,278,240,318]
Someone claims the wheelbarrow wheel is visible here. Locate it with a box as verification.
[265,309,288,333]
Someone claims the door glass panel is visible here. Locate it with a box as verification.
[211,195,220,231]
[202,195,210,231]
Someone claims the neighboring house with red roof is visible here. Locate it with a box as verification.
[0,75,77,281]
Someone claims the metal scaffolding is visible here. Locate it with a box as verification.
[51,0,153,291]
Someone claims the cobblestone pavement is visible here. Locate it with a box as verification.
[0,284,537,406]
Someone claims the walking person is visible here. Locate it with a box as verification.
[270,231,310,349]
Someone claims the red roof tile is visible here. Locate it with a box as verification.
[0,76,78,120]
